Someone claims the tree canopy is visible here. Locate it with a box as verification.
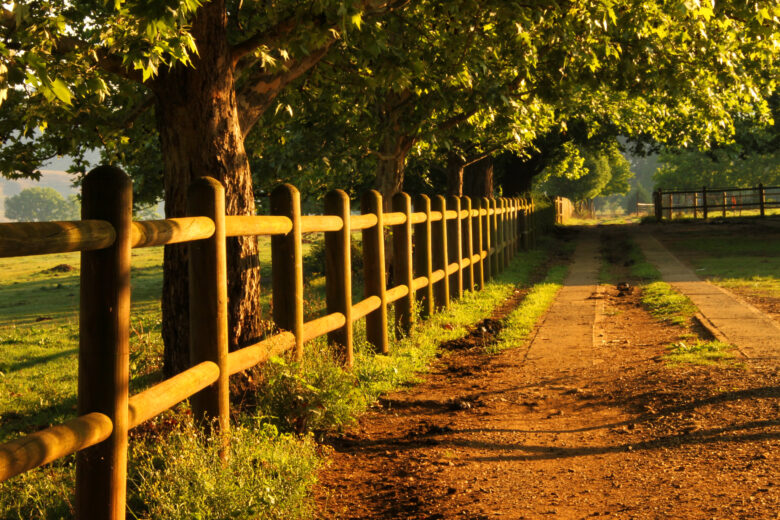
[3,186,79,221]
[2,0,778,373]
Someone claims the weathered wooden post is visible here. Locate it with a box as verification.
[77,166,132,520]
[414,194,434,318]
[362,190,388,355]
[499,198,507,269]
[447,196,463,299]
[490,198,500,274]
[482,196,492,282]
[392,193,414,336]
[474,198,485,290]
[462,196,475,292]
[722,191,727,218]
[271,184,304,361]
[520,198,529,250]
[432,195,450,310]
[325,189,353,365]
[667,192,673,220]
[530,198,537,248]
[654,189,662,221]
[758,184,766,217]
[702,186,708,220]
[693,192,698,219]
[187,177,230,455]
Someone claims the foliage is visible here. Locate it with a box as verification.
[128,419,321,520]
[4,187,79,221]
[535,140,633,201]
[302,238,363,282]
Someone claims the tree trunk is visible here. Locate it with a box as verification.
[463,156,494,198]
[373,134,414,206]
[446,152,464,197]
[153,1,263,375]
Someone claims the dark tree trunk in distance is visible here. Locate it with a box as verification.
[463,156,493,198]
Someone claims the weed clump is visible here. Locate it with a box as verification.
[641,281,697,326]
[663,340,737,366]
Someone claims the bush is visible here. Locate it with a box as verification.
[302,238,363,281]
[129,419,321,520]
[252,346,366,435]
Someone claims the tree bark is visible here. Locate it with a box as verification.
[463,156,494,198]
[373,135,414,205]
[446,152,464,197]
[153,1,263,375]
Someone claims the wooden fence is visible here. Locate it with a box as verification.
[554,196,574,224]
[653,184,779,221]
[0,166,551,519]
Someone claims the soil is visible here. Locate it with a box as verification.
[314,229,780,520]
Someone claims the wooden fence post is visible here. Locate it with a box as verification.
[654,190,662,221]
[490,198,500,274]
[414,194,434,318]
[512,197,518,257]
[474,198,485,290]
[271,184,304,361]
[187,177,230,452]
[482,197,492,282]
[693,192,698,219]
[667,192,673,220]
[530,198,537,248]
[702,186,708,219]
[758,184,766,217]
[447,195,463,300]
[76,166,132,520]
[362,190,388,355]
[462,196,475,292]
[498,198,507,269]
[520,198,529,250]
[432,195,450,310]
[325,190,353,365]
[722,191,727,218]
[392,193,414,336]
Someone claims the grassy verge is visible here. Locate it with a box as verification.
[641,281,697,326]
[660,234,780,298]
[663,340,737,366]
[624,237,739,367]
[1,236,563,519]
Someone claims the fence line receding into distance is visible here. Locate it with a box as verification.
[653,184,779,220]
[0,166,553,519]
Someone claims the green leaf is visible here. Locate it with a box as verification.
[50,79,72,105]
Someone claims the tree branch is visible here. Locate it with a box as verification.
[231,15,302,67]
[1,7,15,30]
[237,39,336,136]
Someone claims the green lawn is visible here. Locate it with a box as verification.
[661,232,780,298]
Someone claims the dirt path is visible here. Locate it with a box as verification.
[526,230,602,372]
[315,231,780,520]
[634,233,780,362]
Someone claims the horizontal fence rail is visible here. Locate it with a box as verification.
[0,166,554,519]
[653,184,779,221]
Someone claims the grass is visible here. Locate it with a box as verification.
[0,231,566,519]
[662,234,780,298]
[640,281,697,326]
[663,340,737,366]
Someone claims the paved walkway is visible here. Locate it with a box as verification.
[525,230,603,371]
[634,233,780,361]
